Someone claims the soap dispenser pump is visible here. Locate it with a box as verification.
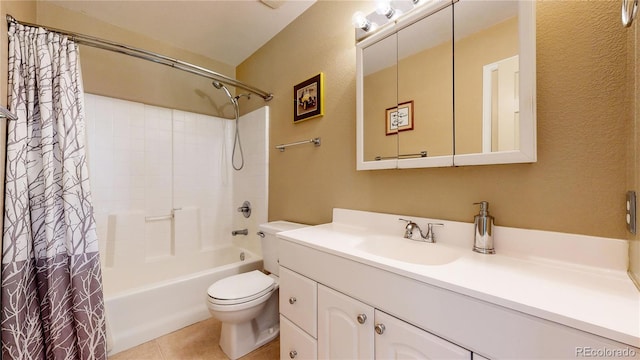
[473,201,495,254]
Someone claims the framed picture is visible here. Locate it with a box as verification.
[294,73,324,123]
[385,100,414,135]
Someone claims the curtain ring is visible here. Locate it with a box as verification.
[622,0,638,27]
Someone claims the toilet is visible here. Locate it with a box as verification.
[206,221,308,359]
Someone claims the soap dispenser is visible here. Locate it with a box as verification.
[473,201,495,254]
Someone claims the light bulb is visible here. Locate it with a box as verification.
[375,0,395,19]
[352,11,371,31]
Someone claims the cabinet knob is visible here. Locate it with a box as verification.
[374,323,386,335]
[289,297,297,305]
[289,350,297,359]
[357,314,367,324]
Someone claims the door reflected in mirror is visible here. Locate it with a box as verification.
[454,0,520,155]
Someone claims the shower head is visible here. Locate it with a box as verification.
[212,81,235,104]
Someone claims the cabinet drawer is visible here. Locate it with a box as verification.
[280,266,317,338]
[280,315,317,360]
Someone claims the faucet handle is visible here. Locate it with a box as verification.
[399,218,419,230]
[425,223,444,243]
[427,223,444,230]
[399,218,418,239]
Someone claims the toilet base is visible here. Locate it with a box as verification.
[218,290,280,359]
[219,321,279,359]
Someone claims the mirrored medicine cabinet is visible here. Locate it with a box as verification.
[356,0,536,170]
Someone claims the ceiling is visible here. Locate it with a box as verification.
[44,0,316,67]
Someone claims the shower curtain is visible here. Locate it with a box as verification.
[1,23,106,359]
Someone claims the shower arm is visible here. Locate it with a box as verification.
[6,15,274,102]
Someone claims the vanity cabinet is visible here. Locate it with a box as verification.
[280,268,472,360]
[318,284,471,359]
[279,236,640,359]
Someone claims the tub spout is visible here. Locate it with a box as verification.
[231,229,249,236]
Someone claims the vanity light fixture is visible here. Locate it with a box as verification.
[375,0,400,19]
[352,0,434,40]
[352,11,373,31]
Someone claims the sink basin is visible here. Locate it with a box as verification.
[355,236,461,265]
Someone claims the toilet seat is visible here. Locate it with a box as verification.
[207,270,275,306]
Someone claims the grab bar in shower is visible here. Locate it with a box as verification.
[275,137,321,152]
[145,214,173,222]
[144,208,182,222]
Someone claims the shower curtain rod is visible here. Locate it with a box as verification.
[6,15,274,101]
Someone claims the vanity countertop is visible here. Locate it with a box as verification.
[277,209,640,348]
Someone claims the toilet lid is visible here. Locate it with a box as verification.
[207,270,275,305]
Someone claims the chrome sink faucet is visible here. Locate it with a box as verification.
[399,219,444,243]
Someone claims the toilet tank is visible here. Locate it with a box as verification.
[259,221,308,275]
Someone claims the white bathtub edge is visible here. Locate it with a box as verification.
[107,306,210,355]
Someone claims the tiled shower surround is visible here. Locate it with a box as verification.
[84,94,268,296]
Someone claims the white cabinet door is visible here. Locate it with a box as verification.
[318,285,375,359]
[374,310,471,360]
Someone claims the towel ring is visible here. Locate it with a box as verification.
[623,0,638,27]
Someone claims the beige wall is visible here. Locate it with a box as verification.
[238,0,630,240]
[1,1,236,119]
[34,2,236,118]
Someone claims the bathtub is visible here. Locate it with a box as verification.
[104,246,262,355]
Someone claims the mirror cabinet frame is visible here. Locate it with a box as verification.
[356,0,536,170]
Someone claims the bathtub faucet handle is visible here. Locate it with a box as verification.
[237,201,251,218]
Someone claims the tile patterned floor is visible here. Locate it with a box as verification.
[108,318,279,360]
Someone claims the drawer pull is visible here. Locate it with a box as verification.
[289,297,297,305]
[374,323,386,335]
[357,314,367,324]
[289,350,298,359]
